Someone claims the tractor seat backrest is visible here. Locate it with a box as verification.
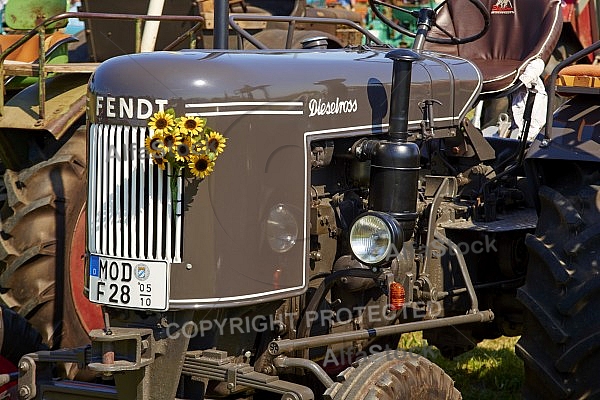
[425,0,562,96]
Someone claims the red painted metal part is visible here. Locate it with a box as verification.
[0,356,16,392]
[69,207,103,333]
[562,0,599,61]
[563,0,577,25]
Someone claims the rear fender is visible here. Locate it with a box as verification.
[526,94,600,212]
[0,73,88,170]
[527,95,600,163]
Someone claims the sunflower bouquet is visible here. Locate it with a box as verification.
[145,109,227,177]
[144,109,227,210]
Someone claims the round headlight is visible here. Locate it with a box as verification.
[349,212,403,265]
[266,203,298,253]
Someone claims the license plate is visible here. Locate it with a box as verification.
[88,254,169,311]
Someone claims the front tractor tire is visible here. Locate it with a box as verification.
[517,174,600,398]
[0,127,101,367]
[323,351,461,399]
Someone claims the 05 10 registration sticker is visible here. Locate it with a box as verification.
[88,254,169,311]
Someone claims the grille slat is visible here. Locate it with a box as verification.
[156,163,164,259]
[107,124,116,257]
[101,126,109,256]
[147,148,154,259]
[131,127,139,258]
[123,126,131,259]
[138,126,146,259]
[88,124,183,263]
[115,125,123,257]
[165,170,172,262]
[95,125,104,254]
[88,125,98,253]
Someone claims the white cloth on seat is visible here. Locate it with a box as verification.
[511,58,548,140]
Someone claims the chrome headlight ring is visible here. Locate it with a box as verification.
[349,211,403,266]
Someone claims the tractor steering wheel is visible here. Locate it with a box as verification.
[368,0,490,46]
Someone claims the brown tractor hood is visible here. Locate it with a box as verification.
[87,48,481,309]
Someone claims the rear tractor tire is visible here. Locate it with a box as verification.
[323,351,461,399]
[0,127,101,373]
[517,175,600,398]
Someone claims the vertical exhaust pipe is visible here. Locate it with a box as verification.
[386,49,420,141]
[367,49,421,239]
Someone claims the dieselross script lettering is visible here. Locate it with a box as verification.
[308,97,358,117]
[95,96,169,120]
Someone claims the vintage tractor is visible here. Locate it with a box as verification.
[1,0,599,399]
[0,0,366,380]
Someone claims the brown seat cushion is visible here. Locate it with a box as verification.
[470,58,523,93]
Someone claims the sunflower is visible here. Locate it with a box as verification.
[174,137,193,162]
[178,116,206,136]
[160,128,183,152]
[188,154,215,179]
[151,153,167,170]
[145,133,165,155]
[148,111,175,135]
[201,131,227,156]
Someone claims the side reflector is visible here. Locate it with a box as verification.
[389,282,405,311]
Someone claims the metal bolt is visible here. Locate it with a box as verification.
[540,138,550,148]
[268,342,279,355]
[18,361,29,372]
[310,251,321,261]
[18,385,31,399]
[227,382,235,391]
[186,263,193,270]
[244,351,251,359]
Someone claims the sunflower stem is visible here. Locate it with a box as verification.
[170,166,182,216]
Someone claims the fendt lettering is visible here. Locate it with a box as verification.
[95,96,169,120]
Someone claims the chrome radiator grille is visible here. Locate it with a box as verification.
[88,124,183,263]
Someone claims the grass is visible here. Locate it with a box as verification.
[399,332,523,399]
